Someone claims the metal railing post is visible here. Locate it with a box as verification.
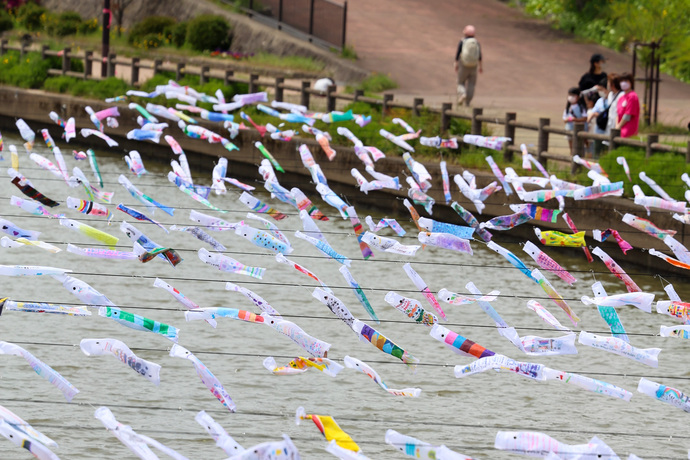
[571,122,585,174]
[107,53,116,77]
[504,112,516,161]
[608,128,621,152]
[326,84,337,112]
[353,89,363,102]
[41,44,49,59]
[308,0,315,36]
[153,59,162,76]
[412,97,423,117]
[176,62,184,81]
[224,69,234,86]
[200,65,209,85]
[471,107,483,135]
[440,102,452,133]
[342,0,348,49]
[686,140,690,164]
[131,57,140,84]
[300,80,311,108]
[249,74,259,94]
[0,39,7,56]
[645,134,658,158]
[84,51,93,79]
[537,117,550,161]
[275,77,284,102]
[62,48,71,75]
[382,93,393,115]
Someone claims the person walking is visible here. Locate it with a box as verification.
[578,53,607,93]
[454,25,482,107]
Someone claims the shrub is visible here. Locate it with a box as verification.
[78,17,99,35]
[186,15,231,52]
[59,11,82,22]
[15,2,47,31]
[47,11,83,37]
[0,52,51,88]
[171,21,187,48]
[70,58,84,73]
[0,10,14,33]
[128,16,176,45]
[86,77,130,99]
[43,75,79,94]
[137,33,163,49]
[44,76,129,99]
[357,73,397,93]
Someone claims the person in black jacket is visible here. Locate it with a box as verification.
[579,53,607,93]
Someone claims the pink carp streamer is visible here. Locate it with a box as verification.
[562,212,593,263]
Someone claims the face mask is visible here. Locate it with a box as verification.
[598,90,606,98]
[620,81,631,90]
[568,96,578,104]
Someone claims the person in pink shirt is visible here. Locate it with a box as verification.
[616,72,640,137]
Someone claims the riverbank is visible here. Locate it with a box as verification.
[1,86,686,276]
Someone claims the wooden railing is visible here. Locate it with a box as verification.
[2,39,689,166]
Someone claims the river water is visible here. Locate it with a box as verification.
[0,131,689,459]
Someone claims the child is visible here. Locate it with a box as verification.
[585,91,599,157]
[563,87,587,154]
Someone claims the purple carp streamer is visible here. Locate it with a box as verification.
[0,341,79,401]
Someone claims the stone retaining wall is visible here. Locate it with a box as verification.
[0,87,685,276]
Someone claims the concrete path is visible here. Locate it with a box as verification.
[346,0,690,128]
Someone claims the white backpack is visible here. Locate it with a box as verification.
[460,38,480,67]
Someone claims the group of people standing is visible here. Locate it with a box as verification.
[565,53,640,156]
[453,27,640,158]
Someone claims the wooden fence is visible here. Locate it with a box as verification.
[3,40,689,167]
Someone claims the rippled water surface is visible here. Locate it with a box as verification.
[1,132,689,459]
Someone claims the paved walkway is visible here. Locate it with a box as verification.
[346,0,690,128]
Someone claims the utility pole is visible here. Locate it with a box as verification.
[101,0,111,77]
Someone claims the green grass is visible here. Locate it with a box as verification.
[598,146,690,199]
[43,75,130,99]
[356,73,397,93]
[338,44,358,60]
[640,122,690,135]
[244,52,325,72]
[345,73,399,97]
[230,100,506,166]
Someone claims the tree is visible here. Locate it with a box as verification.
[112,0,134,37]
[610,0,690,46]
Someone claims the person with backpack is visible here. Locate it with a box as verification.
[586,74,621,156]
[454,25,482,107]
[586,78,611,157]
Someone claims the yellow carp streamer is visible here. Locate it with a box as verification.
[536,229,585,247]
